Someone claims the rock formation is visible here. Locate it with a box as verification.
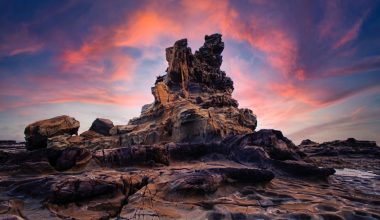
[119,34,257,146]
[1,34,379,219]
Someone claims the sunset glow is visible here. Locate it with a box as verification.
[1,0,379,143]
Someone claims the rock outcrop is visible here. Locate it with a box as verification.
[299,138,380,173]
[24,115,80,150]
[119,34,257,146]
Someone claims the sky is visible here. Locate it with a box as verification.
[0,0,380,144]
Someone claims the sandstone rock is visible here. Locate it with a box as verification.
[81,136,120,151]
[89,118,114,136]
[47,134,83,149]
[119,34,257,146]
[0,200,24,219]
[109,125,136,135]
[47,133,120,151]
[24,115,80,150]
[79,130,103,139]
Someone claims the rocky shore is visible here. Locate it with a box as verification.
[0,34,379,220]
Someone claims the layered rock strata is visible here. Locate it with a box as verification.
[119,34,257,146]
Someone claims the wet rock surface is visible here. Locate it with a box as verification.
[1,35,380,219]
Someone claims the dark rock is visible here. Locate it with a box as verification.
[8,176,57,198]
[168,167,274,196]
[47,147,92,171]
[230,145,271,165]
[168,170,221,195]
[0,149,55,175]
[0,140,17,145]
[50,176,119,203]
[24,115,80,150]
[195,33,224,68]
[299,138,380,172]
[79,130,104,139]
[168,142,226,161]
[49,172,147,204]
[301,138,380,157]
[93,145,169,166]
[273,160,335,178]
[89,118,114,136]
[250,129,300,161]
[207,167,274,184]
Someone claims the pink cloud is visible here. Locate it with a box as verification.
[8,43,44,56]
[333,10,369,49]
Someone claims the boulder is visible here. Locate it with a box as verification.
[89,118,114,136]
[24,115,80,150]
[168,171,222,196]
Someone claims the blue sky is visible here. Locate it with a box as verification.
[0,0,379,144]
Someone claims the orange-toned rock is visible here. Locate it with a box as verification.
[120,34,257,146]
